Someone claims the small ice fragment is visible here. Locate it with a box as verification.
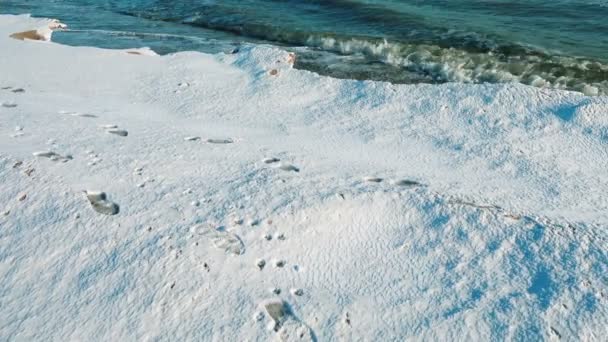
[100,124,118,129]
[207,138,234,144]
[73,113,97,118]
[277,163,300,172]
[107,129,128,137]
[263,157,280,164]
[392,179,421,187]
[85,191,119,215]
[85,191,106,202]
[582,85,599,96]
[33,151,59,158]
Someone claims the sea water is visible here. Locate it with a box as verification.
[3,0,607,95]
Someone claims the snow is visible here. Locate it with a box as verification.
[0,14,607,341]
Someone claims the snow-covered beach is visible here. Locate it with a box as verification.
[1,14,607,340]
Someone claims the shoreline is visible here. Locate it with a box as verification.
[1,14,607,340]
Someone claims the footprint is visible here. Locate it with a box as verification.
[260,299,314,340]
[262,299,288,331]
[192,224,245,255]
[278,320,314,341]
[263,157,281,164]
[184,136,201,141]
[59,110,97,118]
[86,151,102,166]
[1,86,12,90]
[85,191,120,215]
[363,176,383,183]
[276,163,300,173]
[99,124,118,129]
[11,88,25,93]
[207,138,234,144]
[2,102,17,108]
[33,151,73,162]
[73,113,98,118]
[107,129,128,137]
[392,179,422,187]
[290,288,304,296]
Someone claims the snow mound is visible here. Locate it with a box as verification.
[0,14,606,341]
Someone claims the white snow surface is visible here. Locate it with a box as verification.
[0,14,607,341]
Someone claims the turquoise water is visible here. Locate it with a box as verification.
[3,0,608,94]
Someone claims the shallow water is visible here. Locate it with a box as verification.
[3,0,608,95]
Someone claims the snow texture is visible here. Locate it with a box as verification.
[0,14,607,341]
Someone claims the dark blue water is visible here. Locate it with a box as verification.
[3,0,608,95]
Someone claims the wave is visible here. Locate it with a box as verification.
[302,35,608,96]
[102,5,608,95]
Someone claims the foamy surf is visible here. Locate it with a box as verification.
[4,0,608,95]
